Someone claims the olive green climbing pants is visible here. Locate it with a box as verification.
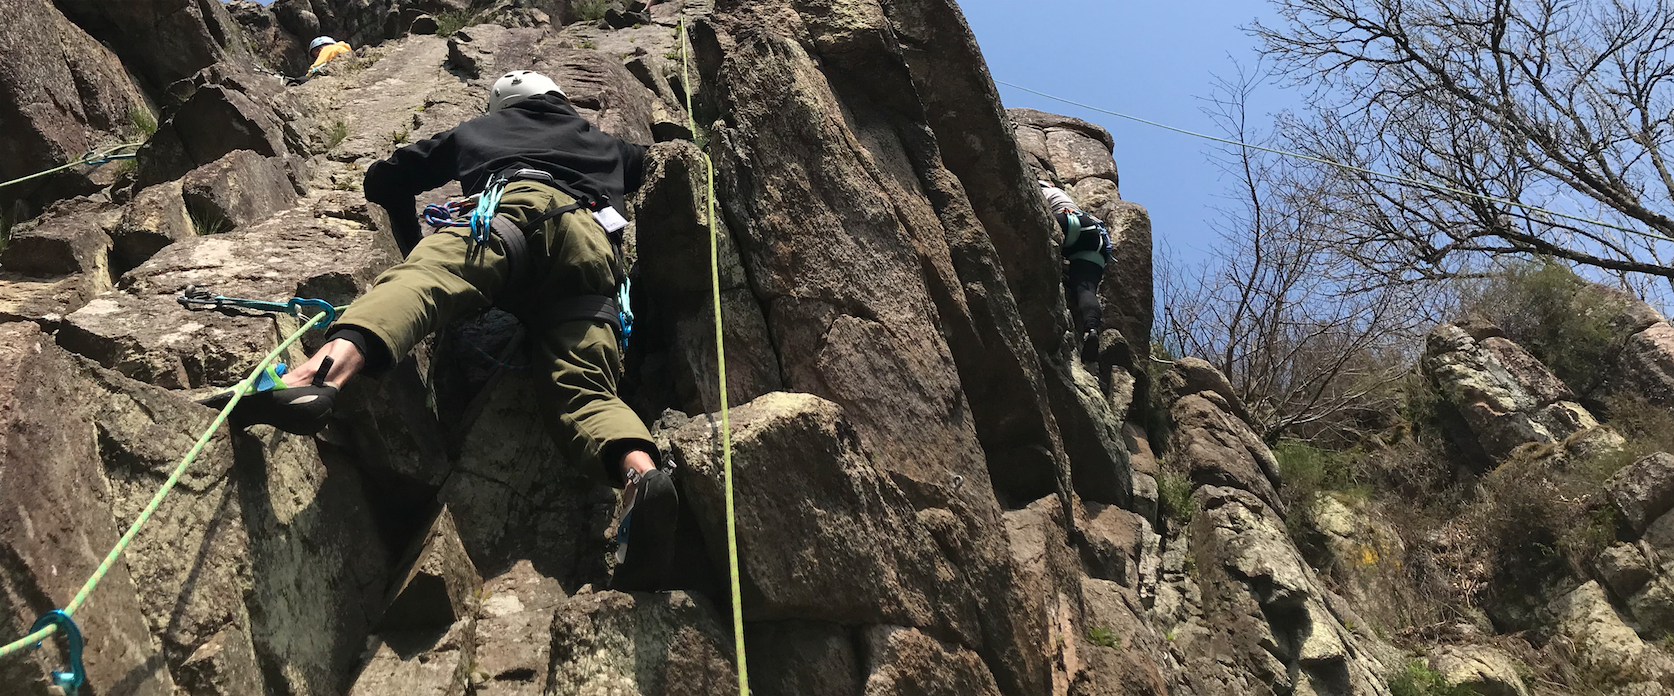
[336,181,653,485]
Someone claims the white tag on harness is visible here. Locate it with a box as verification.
[593,206,628,233]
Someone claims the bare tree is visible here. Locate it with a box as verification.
[1160,67,1436,443]
[1252,0,1674,289]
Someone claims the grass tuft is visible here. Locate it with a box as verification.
[573,0,615,22]
[434,10,477,36]
[326,120,350,149]
[1389,659,1478,696]
[1158,470,1195,525]
[187,201,233,236]
[129,108,158,138]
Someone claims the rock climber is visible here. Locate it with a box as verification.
[307,36,352,75]
[1041,179,1113,363]
[203,71,677,592]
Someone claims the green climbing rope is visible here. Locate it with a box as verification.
[680,18,749,696]
[0,142,142,191]
[0,308,330,660]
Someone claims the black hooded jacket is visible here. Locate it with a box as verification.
[363,93,647,253]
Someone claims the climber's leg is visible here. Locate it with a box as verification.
[1065,258,1105,362]
[325,228,511,377]
[209,229,510,433]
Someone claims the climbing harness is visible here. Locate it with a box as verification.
[680,18,749,695]
[0,307,332,685]
[423,169,636,353]
[175,285,340,327]
[1063,211,1114,264]
[0,142,142,191]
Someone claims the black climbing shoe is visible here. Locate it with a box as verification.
[610,468,679,593]
[197,357,339,436]
[1080,329,1100,364]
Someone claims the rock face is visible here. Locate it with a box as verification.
[0,0,1417,695]
[1149,359,1395,696]
[1423,321,1604,461]
[0,0,148,211]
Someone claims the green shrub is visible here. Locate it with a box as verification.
[129,108,158,138]
[1158,470,1195,525]
[573,0,615,21]
[1274,440,1365,499]
[433,10,477,36]
[1389,659,1478,696]
[187,201,232,236]
[1085,626,1120,649]
[1467,260,1623,396]
[326,120,349,149]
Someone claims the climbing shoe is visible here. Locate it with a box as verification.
[197,357,339,436]
[1080,329,1100,364]
[610,468,679,593]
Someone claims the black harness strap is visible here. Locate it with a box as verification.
[535,294,624,336]
[490,216,533,289]
[522,202,586,233]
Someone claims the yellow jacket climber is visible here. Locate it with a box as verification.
[308,36,351,74]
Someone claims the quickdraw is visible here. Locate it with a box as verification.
[175,285,339,327]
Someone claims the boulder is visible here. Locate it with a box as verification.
[347,619,474,696]
[175,626,264,696]
[138,86,293,189]
[378,506,481,633]
[1077,578,1170,696]
[630,142,782,416]
[1166,390,1282,513]
[0,271,110,324]
[110,180,194,275]
[745,621,860,696]
[700,0,1027,496]
[0,195,116,280]
[0,0,147,210]
[1607,452,1674,537]
[1621,323,1674,407]
[1079,501,1147,587]
[51,0,247,87]
[471,561,567,695]
[0,323,174,694]
[224,0,312,77]
[663,392,980,642]
[59,206,398,388]
[1174,485,1394,696]
[860,625,1003,696]
[1551,581,1674,683]
[1423,322,1602,460]
[547,590,736,696]
[1597,543,1657,599]
[180,150,303,231]
[1428,645,1529,696]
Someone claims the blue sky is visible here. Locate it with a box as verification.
[961,0,1299,267]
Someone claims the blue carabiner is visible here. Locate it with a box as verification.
[287,297,337,327]
[29,610,84,696]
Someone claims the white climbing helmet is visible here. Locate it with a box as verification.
[309,36,338,52]
[489,71,566,112]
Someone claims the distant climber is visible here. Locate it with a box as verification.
[1041,179,1112,363]
[307,36,352,75]
[202,71,677,592]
